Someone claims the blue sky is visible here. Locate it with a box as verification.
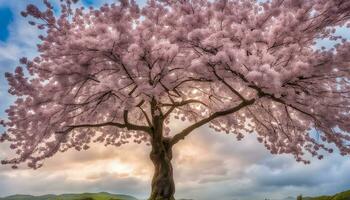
[0,1,349,200]
[0,7,13,41]
[82,0,95,5]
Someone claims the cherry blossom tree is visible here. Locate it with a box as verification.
[1,0,350,199]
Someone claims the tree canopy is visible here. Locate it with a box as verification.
[1,0,350,170]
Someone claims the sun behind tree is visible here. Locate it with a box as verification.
[1,0,350,200]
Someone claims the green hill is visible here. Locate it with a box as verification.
[302,190,350,200]
[0,192,138,200]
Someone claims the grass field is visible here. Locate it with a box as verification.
[303,190,350,200]
[0,189,349,200]
[0,192,137,200]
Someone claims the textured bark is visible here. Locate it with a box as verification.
[149,138,175,200]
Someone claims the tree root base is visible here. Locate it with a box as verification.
[148,197,175,200]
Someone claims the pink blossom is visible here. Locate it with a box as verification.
[0,0,349,191]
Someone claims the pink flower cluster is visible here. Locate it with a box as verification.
[1,0,350,169]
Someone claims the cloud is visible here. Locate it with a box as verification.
[0,1,350,200]
[0,142,152,198]
[1,119,350,200]
[1,120,350,200]
[0,0,44,122]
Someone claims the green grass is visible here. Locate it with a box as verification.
[303,190,350,200]
[1,189,349,200]
[0,192,137,200]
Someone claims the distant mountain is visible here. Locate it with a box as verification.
[0,192,138,200]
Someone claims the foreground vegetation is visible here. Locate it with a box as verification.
[0,192,137,200]
[300,190,350,200]
[0,189,349,200]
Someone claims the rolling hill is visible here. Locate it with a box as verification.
[1,190,349,200]
[301,190,350,200]
[0,192,138,200]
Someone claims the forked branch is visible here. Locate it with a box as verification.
[57,119,151,135]
[170,98,256,146]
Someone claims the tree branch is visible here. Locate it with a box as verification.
[170,98,256,146]
[162,99,208,119]
[56,121,127,134]
[58,118,151,134]
[209,63,246,101]
[123,110,151,133]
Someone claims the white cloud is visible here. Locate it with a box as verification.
[0,1,350,200]
[1,121,349,200]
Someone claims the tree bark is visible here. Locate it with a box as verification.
[149,138,175,200]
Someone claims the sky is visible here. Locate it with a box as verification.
[0,1,349,200]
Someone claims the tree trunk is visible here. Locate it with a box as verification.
[149,138,175,200]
